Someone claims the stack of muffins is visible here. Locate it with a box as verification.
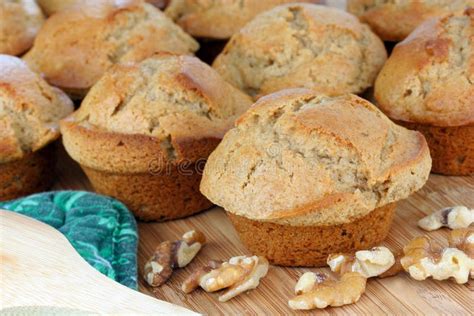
[0,0,472,269]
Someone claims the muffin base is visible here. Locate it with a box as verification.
[397,121,473,176]
[228,203,396,267]
[0,144,56,201]
[81,163,213,221]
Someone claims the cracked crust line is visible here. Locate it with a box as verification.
[0,55,73,163]
[200,90,431,226]
[375,10,474,127]
[212,4,386,98]
[61,54,253,171]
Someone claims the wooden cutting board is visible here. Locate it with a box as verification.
[0,210,198,315]
[52,147,473,315]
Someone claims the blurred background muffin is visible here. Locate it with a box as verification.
[61,54,253,221]
[213,4,387,99]
[165,0,322,63]
[347,0,474,42]
[24,0,198,99]
[201,89,431,266]
[165,0,321,39]
[375,9,474,175]
[37,0,171,16]
[0,55,73,201]
[0,0,44,56]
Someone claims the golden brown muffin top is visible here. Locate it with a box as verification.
[348,0,474,42]
[0,0,45,56]
[212,4,386,98]
[165,0,320,39]
[61,54,253,173]
[0,55,74,163]
[375,9,474,127]
[23,0,198,97]
[201,89,431,226]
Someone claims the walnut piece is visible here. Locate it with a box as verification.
[181,260,222,294]
[182,255,269,302]
[378,250,404,278]
[327,246,395,278]
[289,272,367,310]
[295,272,327,295]
[144,241,173,287]
[401,235,474,284]
[448,228,474,278]
[143,229,206,287]
[174,230,207,268]
[418,206,473,231]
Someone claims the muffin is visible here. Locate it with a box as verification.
[212,4,387,99]
[165,0,321,39]
[200,89,431,266]
[0,0,45,56]
[347,0,474,42]
[375,9,474,176]
[60,54,253,221]
[23,0,199,99]
[0,55,74,201]
[37,0,170,16]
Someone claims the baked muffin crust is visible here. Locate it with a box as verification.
[0,0,45,56]
[212,4,386,98]
[201,89,431,226]
[348,0,474,42]
[24,0,199,97]
[61,54,253,173]
[375,9,474,127]
[165,0,320,39]
[0,55,73,163]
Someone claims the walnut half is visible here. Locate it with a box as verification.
[182,255,269,302]
[327,246,396,278]
[448,228,474,278]
[143,229,206,287]
[418,206,473,231]
[401,235,474,284]
[289,272,367,310]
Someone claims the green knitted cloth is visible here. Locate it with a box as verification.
[0,191,138,289]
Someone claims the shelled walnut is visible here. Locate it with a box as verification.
[182,255,269,302]
[401,235,474,284]
[289,272,367,310]
[418,206,473,231]
[378,250,404,278]
[448,228,474,278]
[144,230,206,287]
[327,246,396,278]
[294,272,328,295]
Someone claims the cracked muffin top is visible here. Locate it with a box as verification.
[200,89,431,226]
[60,54,253,173]
[23,0,199,98]
[165,0,320,39]
[0,55,74,163]
[0,0,45,56]
[348,0,474,42]
[212,4,387,98]
[375,9,474,127]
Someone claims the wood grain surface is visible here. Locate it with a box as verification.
[53,146,474,315]
[0,211,197,315]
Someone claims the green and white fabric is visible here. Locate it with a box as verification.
[0,191,139,289]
